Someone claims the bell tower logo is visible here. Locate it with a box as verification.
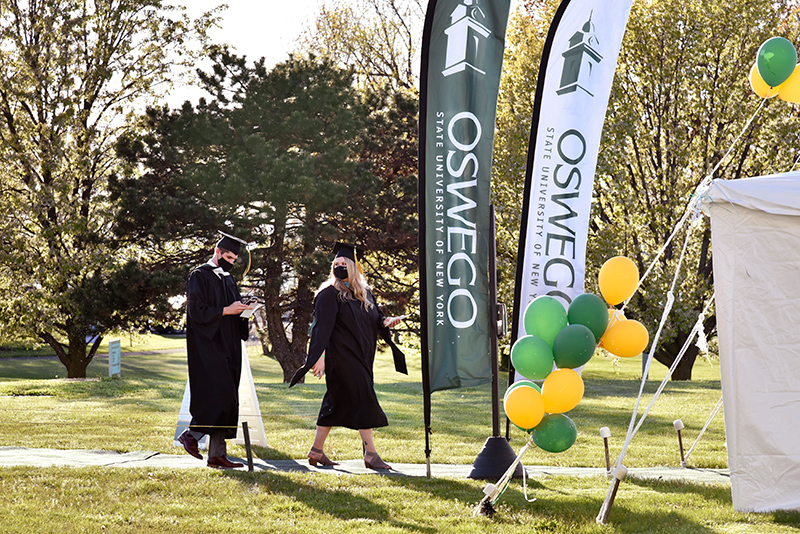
[557,13,603,96]
[442,0,491,77]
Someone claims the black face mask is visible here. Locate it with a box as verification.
[334,266,349,280]
[217,257,234,272]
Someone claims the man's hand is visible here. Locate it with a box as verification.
[223,301,253,316]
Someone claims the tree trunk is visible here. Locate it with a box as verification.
[38,327,99,378]
[653,341,699,381]
[259,331,271,356]
[252,309,272,354]
[651,315,715,381]
[286,279,314,383]
[264,304,307,383]
[65,338,91,378]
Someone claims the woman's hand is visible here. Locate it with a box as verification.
[311,354,326,379]
[383,316,404,328]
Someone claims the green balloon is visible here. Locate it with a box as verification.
[757,37,798,87]
[523,296,567,347]
[568,293,609,343]
[504,380,542,401]
[511,335,554,380]
[531,414,577,453]
[553,324,597,369]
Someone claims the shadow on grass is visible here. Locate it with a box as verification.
[0,353,188,382]
[625,475,733,506]
[216,469,722,533]
[481,476,720,532]
[220,470,440,533]
[772,510,800,526]
[252,445,295,461]
[626,476,800,525]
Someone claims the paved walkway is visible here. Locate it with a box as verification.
[0,446,730,484]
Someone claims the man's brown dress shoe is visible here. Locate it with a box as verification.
[178,430,202,460]
[207,456,244,469]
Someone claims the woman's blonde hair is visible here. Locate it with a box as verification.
[318,257,373,310]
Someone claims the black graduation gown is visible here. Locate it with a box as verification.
[185,264,249,439]
[290,285,389,430]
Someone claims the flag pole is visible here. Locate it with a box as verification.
[468,205,523,479]
[417,0,438,479]
[489,205,501,436]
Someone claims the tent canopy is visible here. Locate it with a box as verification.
[705,172,800,215]
[701,174,800,513]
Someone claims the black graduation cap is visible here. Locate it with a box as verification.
[216,231,248,255]
[332,242,363,263]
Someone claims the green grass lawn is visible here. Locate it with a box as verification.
[0,338,797,533]
[0,332,187,360]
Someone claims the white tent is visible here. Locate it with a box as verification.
[701,174,800,512]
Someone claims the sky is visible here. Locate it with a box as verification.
[165,0,324,106]
[164,0,523,106]
[175,0,323,65]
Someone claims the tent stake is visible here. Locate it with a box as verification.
[596,465,627,525]
[600,427,612,474]
[673,419,686,467]
[242,421,254,472]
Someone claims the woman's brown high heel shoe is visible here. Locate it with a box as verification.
[364,450,391,470]
[308,446,339,466]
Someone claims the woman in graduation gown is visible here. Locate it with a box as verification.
[290,243,406,470]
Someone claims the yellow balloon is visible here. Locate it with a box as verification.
[598,256,639,305]
[541,368,584,414]
[602,319,649,358]
[599,309,626,347]
[779,64,800,103]
[749,63,780,98]
[504,384,545,430]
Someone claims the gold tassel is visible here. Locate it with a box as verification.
[242,248,252,278]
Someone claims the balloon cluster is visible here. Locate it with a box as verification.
[596,257,650,359]
[748,36,800,103]
[504,256,650,453]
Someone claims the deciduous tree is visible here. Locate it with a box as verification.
[592,0,800,379]
[493,2,554,366]
[494,0,800,380]
[299,0,425,92]
[0,0,214,377]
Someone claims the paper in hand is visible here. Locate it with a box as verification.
[240,303,262,319]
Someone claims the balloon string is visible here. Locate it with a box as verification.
[631,296,715,439]
[491,439,532,505]
[610,96,766,466]
[683,394,724,465]
[613,220,697,467]
[622,96,767,311]
[791,151,800,172]
[611,293,716,473]
[614,96,765,462]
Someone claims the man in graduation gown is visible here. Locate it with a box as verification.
[178,234,251,469]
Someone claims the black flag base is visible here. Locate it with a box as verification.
[468,436,525,479]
